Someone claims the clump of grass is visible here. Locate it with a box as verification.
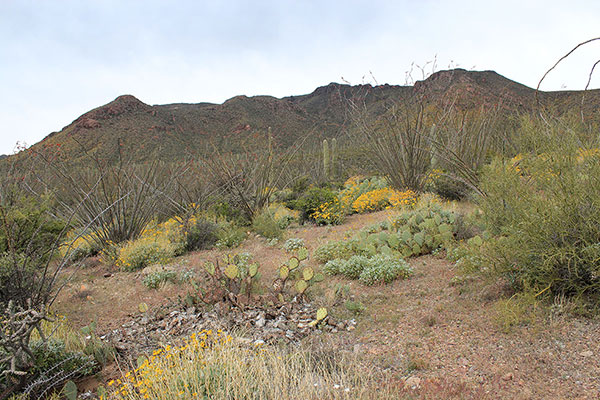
[252,209,284,239]
[105,330,397,399]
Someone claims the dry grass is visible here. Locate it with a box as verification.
[105,330,400,400]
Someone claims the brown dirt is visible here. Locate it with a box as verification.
[56,210,600,399]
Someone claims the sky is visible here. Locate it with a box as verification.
[1,0,599,155]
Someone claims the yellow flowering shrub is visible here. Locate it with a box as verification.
[105,330,231,399]
[59,230,102,261]
[310,198,345,225]
[351,188,416,213]
[339,176,391,212]
[114,218,187,270]
[269,203,299,228]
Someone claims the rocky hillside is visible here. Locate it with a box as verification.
[18,69,600,164]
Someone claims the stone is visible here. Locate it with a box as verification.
[580,350,593,357]
[502,372,514,381]
[404,376,421,389]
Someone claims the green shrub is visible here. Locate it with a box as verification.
[314,241,355,263]
[323,258,346,275]
[340,255,373,279]
[252,210,284,239]
[478,149,600,299]
[210,201,247,226]
[117,240,176,271]
[358,254,412,285]
[429,174,471,201]
[143,269,178,289]
[0,190,66,261]
[344,300,366,315]
[215,222,247,249]
[6,338,95,395]
[283,238,305,252]
[295,187,337,223]
[185,219,218,251]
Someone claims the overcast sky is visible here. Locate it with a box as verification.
[1,0,599,155]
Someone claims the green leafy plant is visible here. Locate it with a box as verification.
[295,187,337,223]
[358,254,412,285]
[215,222,247,249]
[477,144,600,301]
[252,209,284,240]
[345,300,365,315]
[143,269,178,289]
[184,219,218,251]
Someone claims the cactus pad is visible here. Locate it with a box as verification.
[279,265,289,279]
[288,256,300,269]
[303,266,314,281]
[295,279,308,293]
[249,263,258,278]
[224,264,239,279]
[297,247,308,261]
[316,307,328,321]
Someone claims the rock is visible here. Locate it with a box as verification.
[404,376,421,389]
[502,372,514,381]
[580,350,593,357]
[256,316,266,328]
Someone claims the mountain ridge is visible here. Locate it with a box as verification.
[16,68,600,164]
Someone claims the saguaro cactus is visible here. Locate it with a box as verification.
[331,138,337,179]
[323,139,330,180]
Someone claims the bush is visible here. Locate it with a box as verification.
[105,330,391,400]
[358,254,412,285]
[215,222,247,249]
[323,254,413,285]
[252,210,284,239]
[283,238,305,252]
[60,231,103,262]
[0,338,94,396]
[143,269,178,289]
[340,255,373,279]
[430,173,471,201]
[351,188,416,213]
[117,237,181,271]
[295,187,338,223]
[323,258,346,275]
[477,144,600,300]
[270,203,299,229]
[185,219,218,251]
[0,190,66,262]
[314,241,355,263]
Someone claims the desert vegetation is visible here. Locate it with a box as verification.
[2,56,600,399]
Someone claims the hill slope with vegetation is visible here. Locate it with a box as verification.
[17,68,600,165]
